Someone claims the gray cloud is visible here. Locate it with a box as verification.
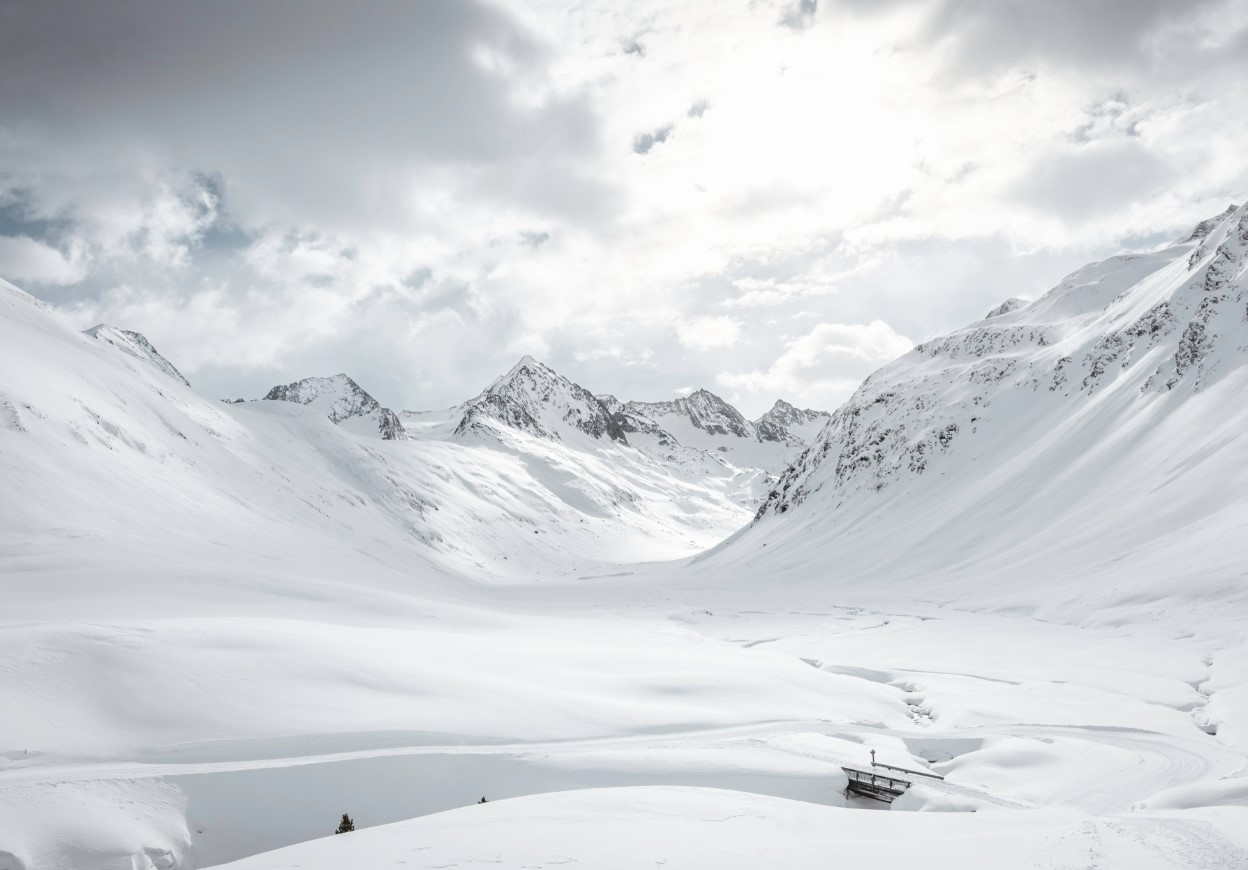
[1014,140,1174,219]
[0,0,607,231]
[632,125,673,154]
[781,0,819,30]
[830,0,1241,75]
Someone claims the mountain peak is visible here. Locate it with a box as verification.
[1183,203,1241,243]
[263,374,407,440]
[505,354,544,377]
[84,324,190,387]
[984,297,1028,320]
[456,357,627,444]
[755,399,830,444]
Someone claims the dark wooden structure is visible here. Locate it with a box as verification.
[841,766,912,803]
[841,760,944,804]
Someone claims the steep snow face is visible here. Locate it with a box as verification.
[263,374,407,440]
[728,202,1248,623]
[84,324,190,386]
[755,399,830,445]
[454,356,625,444]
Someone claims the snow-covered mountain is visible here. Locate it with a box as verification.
[453,355,625,444]
[84,323,190,386]
[722,201,1248,624]
[408,358,829,510]
[623,389,812,471]
[755,399,830,445]
[263,374,408,440]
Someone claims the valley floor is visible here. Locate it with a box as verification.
[3,570,1247,870]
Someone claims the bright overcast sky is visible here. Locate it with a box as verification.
[2,0,1246,416]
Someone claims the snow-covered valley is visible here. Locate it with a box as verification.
[4,204,1248,869]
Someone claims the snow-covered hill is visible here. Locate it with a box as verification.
[84,324,191,386]
[720,202,1248,627]
[263,373,408,440]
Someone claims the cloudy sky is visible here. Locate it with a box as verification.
[2,0,1246,416]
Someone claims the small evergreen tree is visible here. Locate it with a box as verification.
[335,813,355,834]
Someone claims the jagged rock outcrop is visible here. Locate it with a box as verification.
[85,324,190,387]
[263,374,407,440]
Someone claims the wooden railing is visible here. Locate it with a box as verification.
[841,766,911,803]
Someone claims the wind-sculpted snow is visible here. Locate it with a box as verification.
[263,374,408,440]
[85,324,191,386]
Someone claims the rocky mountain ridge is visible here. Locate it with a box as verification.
[755,201,1248,522]
[443,357,827,479]
[263,373,408,440]
[453,355,626,444]
[755,399,830,444]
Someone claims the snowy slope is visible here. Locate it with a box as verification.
[84,324,191,386]
[210,787,1248,870]
[714,202,1248,629]
[262,373,408,440]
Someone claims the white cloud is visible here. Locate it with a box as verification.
[0,236,90,286]
[718,320,914,412]
[677,315,741,351]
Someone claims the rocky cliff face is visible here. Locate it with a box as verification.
[263,374,408,440]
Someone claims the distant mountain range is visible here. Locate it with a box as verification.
[12,198,1248,617]
[247,351,829,484]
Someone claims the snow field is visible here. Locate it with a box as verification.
[208,787,1248,870]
